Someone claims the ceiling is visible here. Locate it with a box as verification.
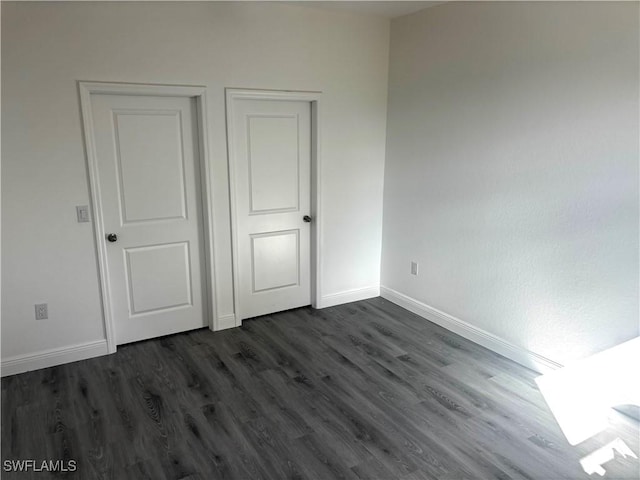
[283,1,444,19]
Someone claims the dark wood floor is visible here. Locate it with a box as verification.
[2,298,639,479]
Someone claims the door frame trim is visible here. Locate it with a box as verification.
[78,81,217,353]
[225,88,322,323]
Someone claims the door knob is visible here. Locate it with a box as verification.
[106,233,118,243]
[303,215,312,223]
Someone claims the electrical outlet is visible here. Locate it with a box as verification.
[35,303,48,320]
[410,261,419,275]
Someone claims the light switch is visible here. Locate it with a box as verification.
[76,205,90,223]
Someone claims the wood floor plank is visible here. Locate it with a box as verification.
[2,298,638,479]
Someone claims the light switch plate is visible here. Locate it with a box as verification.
[76,205,90,223]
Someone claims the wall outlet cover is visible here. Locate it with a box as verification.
[411,261,419,275]
[35,303,48,320]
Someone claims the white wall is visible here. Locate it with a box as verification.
[1,2,388,365]
[382,2,639,366]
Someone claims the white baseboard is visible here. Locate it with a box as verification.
[318,285,380,309]
[2,289,559,376]
[216,313,237,330]
[380,286,562,374]
[1,340,109,377]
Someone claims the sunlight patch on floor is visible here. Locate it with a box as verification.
[579,438,638,476]
[535,337,640,476]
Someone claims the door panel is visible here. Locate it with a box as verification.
[251,230,300,292]
[247,115,300,213]
[91,94,206,344]
[113,110,187,223]
[124,242,192,315]
[230,98,311,320]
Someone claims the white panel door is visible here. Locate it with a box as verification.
[231,98,311,320]
[90,94,206,344]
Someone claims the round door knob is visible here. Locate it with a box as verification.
[303,215,312,223]
[106,233,118,243]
